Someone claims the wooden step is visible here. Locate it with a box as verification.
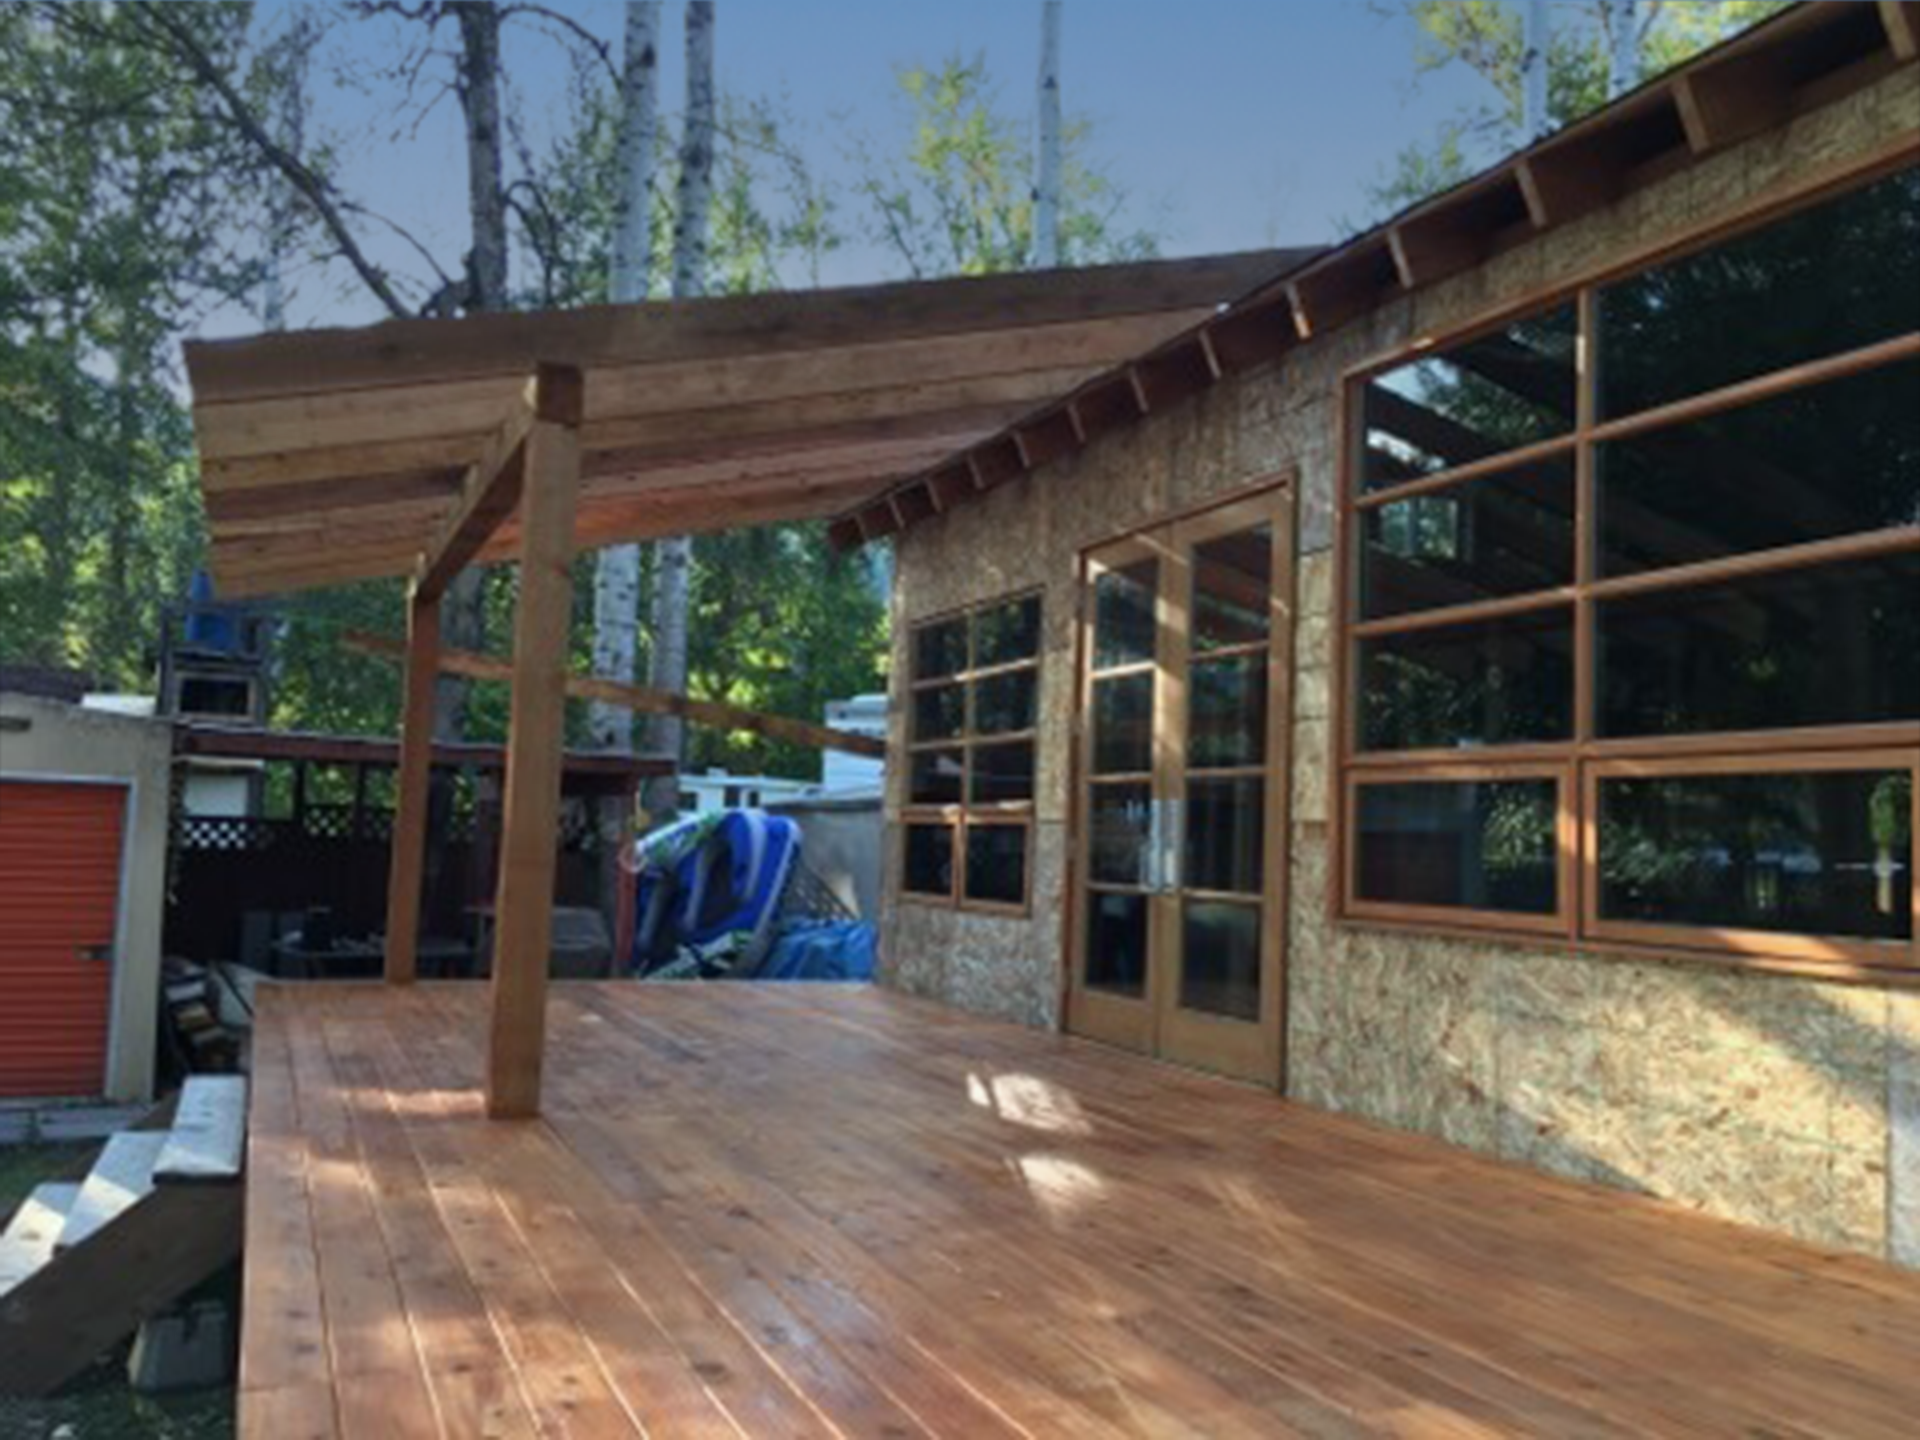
[0,1182,83,1298]
[155,1075,247,1183]
[58,1129,168,1250]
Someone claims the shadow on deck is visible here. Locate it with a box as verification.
[243,981,1920,1438]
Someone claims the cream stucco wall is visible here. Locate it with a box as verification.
[1,693,172,1102]
[878,64,1920,1263]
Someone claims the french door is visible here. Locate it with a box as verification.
[1066,484,1295,1086]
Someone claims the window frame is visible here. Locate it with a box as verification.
[1332,146,1920,980]
[900,589,1043,917]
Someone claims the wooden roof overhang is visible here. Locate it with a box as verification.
[832,0,1920,550]
[183,249,1315,598]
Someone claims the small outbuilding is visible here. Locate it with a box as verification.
[0,692,171,1103]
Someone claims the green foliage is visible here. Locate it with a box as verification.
[0,1,261,688]
[1362,0,1792,219]
[853,54,1157,277]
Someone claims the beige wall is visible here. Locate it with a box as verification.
[879,65,1920,1263]
[1,694,172,1102]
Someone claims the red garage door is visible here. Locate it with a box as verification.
[0,780,126,1098]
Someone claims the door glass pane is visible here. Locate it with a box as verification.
[964,826,1027,906]
[974,594,1042,667]
[1598,770,1912,942]
[1361,303,1578,490]
[1092,672,1154,775]
[1093,559,1157,670]
[1192,526,1271,651]
[1359,609,1574,751]
[1355,779,1558,914]
[974,668,1038,735]
[908,748,963,805]
[1597,165,1920,419]
[913,619,968,680]
[1360,456,1576,619]
[969,740,1034,805]
[1181,901,1261,1022]
[1185,777,1265,894]
[1597,553,1920,738]
[911,683,964,742]
[1085,890,1149,997]
[1189,655,1267,769]
[1090,782,1153,887]
[903,823,954,896]
[1596,360,1920,578]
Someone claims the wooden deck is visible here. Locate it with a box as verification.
[244,982,1920,1439]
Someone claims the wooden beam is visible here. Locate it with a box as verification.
[926,463,977,511]
[414,378,539,600]
[381,588,439,985]
[968,437,1026,491]
[183,248,1313,402]
[1130,339,1216,411]
[486,364,583,1121]
[1881,1,1920,60]
[1012,409,1080,472]
[1672,52,1791,155]
[1203,297,1300,374]
[1286,243,1398,338]
[826,515,864,551]
[344,632,890,759]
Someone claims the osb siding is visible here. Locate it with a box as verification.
[878,65,1920,1262]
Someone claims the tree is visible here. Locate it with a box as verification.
[0,2,258,686]
[589,1,662,756]
[852,52,1156,278]
[1362,0,1790,217]
[1031,0,1063,269]
[643,0,716,819]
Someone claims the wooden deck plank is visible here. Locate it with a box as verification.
[242,982,1920,1440]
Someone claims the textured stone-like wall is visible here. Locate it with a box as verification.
[877,65,1920,1261]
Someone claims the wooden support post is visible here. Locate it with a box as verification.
[486,364,584,1120]
[382,587,440,984]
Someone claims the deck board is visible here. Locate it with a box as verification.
[243,982,1920,1439]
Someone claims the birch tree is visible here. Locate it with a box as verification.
[1364,1,1789,216]
[644,0,715,815]
[589,0,662,755]
[1031,0,1063,269]
[1604,0,1640,97]
[1520,0,1549,140]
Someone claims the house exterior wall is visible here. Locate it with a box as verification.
[0,693,173,1102]
[878,65,1920,1263]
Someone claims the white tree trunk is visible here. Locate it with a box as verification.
[645,0,715,815]
[1521,0,1549,139]
[590,0,662,754]
[438,0,509,740]
[1032,0,1063,269]
[1605,0,1639,99]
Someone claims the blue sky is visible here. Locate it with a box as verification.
[256,0,1503,333]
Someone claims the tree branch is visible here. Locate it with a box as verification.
[128,0,412,319]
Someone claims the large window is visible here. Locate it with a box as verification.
[1338,162,1920,973]
[901,592,1042,912]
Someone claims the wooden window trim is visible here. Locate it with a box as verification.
[902,589,1042,916]
[1343,763,1576,939]
[1331,148,1920,980]
[1581,749,1919,968]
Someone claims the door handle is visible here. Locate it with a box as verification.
[79,943,113,963]
[1143,798,1163,892]
[1161,798,1184,895]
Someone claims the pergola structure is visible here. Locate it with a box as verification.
[182,251,1307,1117]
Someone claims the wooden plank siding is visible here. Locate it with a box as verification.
[241,982,1920,1439]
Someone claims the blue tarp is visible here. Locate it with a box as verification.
[758,921,876,982]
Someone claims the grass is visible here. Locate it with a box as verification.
[0,1141,96,1220]
[1,1144,236,1439]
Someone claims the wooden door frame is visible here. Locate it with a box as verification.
[1061,471,1299,1089]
